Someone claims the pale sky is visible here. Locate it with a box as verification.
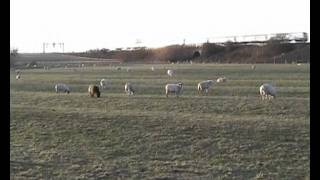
[10,0,310,53]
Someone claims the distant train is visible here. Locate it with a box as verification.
[208,32,308,44]
[269,32,308,42]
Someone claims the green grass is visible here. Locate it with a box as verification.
[10,63,309,179]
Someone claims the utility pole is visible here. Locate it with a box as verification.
[42,42,64,53]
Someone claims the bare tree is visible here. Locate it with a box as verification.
[10,48,19,67]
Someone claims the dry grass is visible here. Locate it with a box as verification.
[10,62,309,179]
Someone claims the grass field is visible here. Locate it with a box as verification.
[10,63,310,179]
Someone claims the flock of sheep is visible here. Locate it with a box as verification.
[15,66,277,100]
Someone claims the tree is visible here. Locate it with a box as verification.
[10,48,18,56]
[10,48,19,67]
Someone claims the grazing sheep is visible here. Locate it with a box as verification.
[55,83,70,94]
[216,77,227,83]
[100,79,110,89]
[151,66,155,71]
[198,80,214,94]
[167,69,175,77]
[259,83,276,100]
[251,65,256,70]
[165,83,183,97]
[124,82,135,95]
[15,74,20,80]
[88,85,101,98]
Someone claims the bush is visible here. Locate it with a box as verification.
[201,43,225,58]
[10,48,19,67]
[70,42,309,64]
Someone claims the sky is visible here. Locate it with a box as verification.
[10,0,310,53]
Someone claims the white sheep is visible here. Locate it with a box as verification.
[124,82,135,95]
[151,66,155,71]
[216,77,227,83]
[198,80,214,94]
[15,70,21,79]
[100,79,110,90]
[165,83,183,97]
[55,83,70,94]
[259,83,276,100]
[167,69,175,77]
